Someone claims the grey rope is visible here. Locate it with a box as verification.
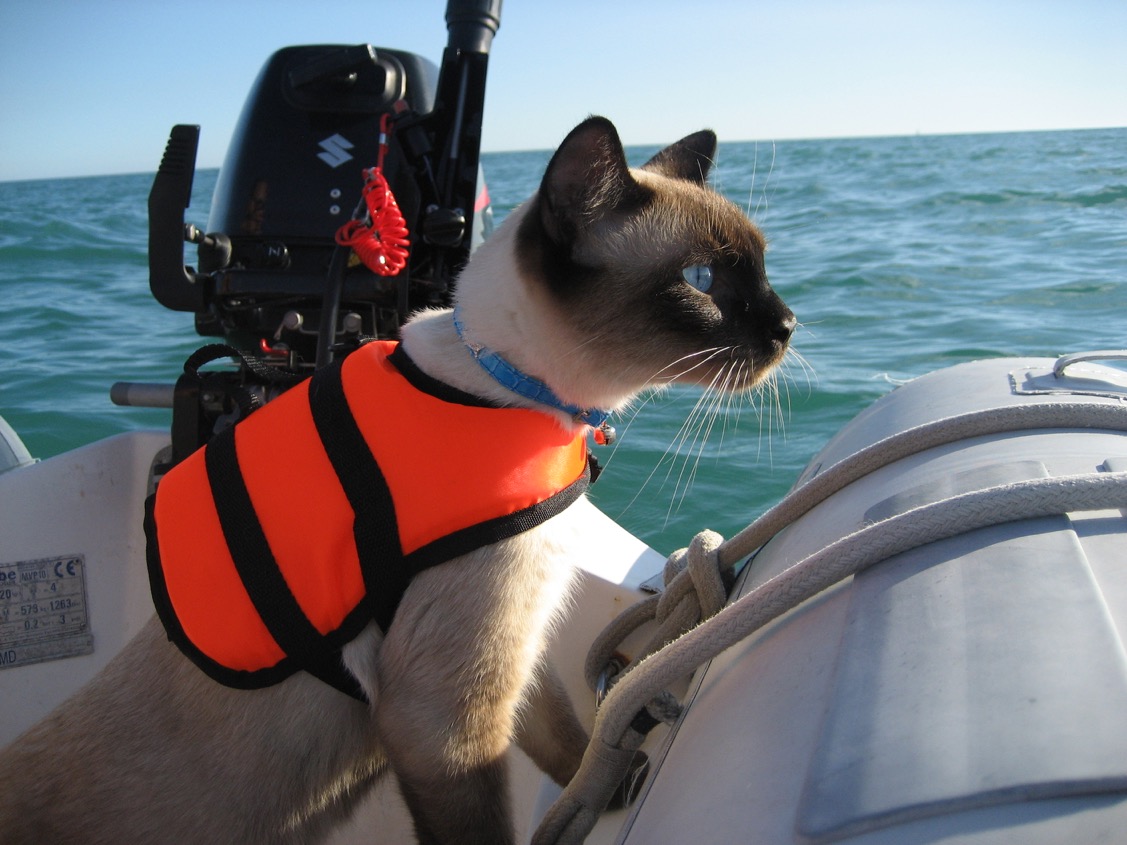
[585,401,1127,698]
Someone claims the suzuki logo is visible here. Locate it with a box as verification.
[317,134,354,168]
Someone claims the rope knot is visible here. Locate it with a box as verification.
[657,528,727,623]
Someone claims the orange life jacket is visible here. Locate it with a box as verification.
[146,341,592,700]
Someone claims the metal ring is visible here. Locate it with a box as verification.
[594,657,625,709]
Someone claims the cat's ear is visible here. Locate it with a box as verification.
[538,116,646,244]
[641,130,717,184]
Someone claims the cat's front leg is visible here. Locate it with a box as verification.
[373,564,539,843]
[391,753,514,845]
[513,658,651,820]
[375,654,521,845]
[514,661,588,786]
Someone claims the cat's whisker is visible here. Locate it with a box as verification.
[647,346,731,384]
[767,372,786,452]
[746,141,777,224]
[668,383,722,485]
[557,328,617,360]
[766,217,827,235]
[784,346,814,381]
[745,144,757,219]
[660,381,720,485]
[664,363,744,522]
[724,360,749,442]
[776,348,817,417]
[684,380,733,489]
[709,360,743,456]
[710,367,735,457]
[619,341,792,526]
[616,388,704,516]
[642,365,726,497]
[751,379,770,464]
[684,366,746,500]
[595,385,672,474]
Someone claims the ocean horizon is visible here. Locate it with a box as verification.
[2,126,1125,553]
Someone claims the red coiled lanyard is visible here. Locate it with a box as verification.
[334,113,410,276]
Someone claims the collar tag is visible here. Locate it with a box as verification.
[592,421,616,446]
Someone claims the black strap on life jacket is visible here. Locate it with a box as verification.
[205,421,369,703]
[307,360,410,634]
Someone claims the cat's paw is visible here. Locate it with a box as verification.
[606,751,650,811]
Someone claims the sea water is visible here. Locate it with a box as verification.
[1,128,1125,554]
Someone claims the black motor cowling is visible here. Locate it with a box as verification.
[149,1,500,368]
[200,44,450,358]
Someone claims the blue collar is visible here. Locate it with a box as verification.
[452,307,610,427]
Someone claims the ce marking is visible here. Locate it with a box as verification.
[54,559,79,578]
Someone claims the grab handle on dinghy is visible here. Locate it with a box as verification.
[1053,350,1127,378]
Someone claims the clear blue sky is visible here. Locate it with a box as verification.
[2,0,1125,182]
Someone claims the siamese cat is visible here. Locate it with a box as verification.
[0,116,794,845]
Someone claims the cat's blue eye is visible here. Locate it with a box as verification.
[682,264,713,293]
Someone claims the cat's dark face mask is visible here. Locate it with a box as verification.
[516,116,795,394]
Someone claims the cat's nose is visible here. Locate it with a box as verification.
[773,311,797,344]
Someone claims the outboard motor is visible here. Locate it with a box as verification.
[143,0,501,460]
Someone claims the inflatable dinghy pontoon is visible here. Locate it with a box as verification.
[591,351,1127,845]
